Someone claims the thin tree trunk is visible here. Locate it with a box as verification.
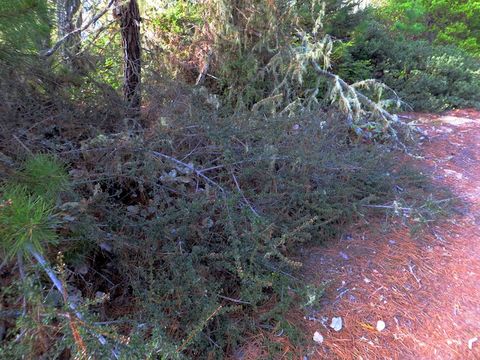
[56,0,82,71]
[114,0,141,117]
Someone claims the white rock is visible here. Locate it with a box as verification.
[99,242,113,252]
[330,317,343,332]
[376,320,386,332]
[313,331,324,344]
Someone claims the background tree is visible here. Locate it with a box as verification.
[55,0,83,70]
[381,0,480,55]
[114,0,141,117]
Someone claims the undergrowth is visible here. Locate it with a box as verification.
[0,88,447,358]
[0,0,462,358]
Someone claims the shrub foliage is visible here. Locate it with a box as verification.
[0,0,467,358]
[338,19,480,111]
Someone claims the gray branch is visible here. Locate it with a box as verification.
[149,150,225,193]
[27,245,119,359]
[309,59,411,151]
[309,60,399,124]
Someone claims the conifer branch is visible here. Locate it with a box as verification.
[309,60,399,124]
[309,59,411,152]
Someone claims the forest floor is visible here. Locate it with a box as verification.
[55,108,480,359]
[296,109,480,359]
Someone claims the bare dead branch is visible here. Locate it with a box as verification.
[231,171,260,217]
[149,150,225,193]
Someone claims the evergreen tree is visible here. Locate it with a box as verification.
[56,0,83,70]
[0,0,54,58]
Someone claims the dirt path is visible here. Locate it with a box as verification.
[301,110,480,359]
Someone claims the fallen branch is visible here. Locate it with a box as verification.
[149,150,225,193]
[148,150,267,217]
[309,59,411,151]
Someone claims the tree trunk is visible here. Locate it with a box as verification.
[114,0,141,117]
[56,0,82,71]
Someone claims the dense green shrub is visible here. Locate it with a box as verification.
[0,90,436,358]
[60,89,432,357]
[341,20,480,111]
[1,105,433,358]
[384,45,480,111]
[380,0,480,56]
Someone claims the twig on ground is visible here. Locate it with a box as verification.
[13,135,33,155]
[408,261,421,285]
[217,295,251,305]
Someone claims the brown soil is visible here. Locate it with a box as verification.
[299,109,480,359]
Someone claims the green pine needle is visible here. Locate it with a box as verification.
[18,154,69,200]
[0,155,67,259]
[0,185,58,259]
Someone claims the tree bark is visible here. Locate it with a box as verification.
[56,0,82,71]
[114,0,141,117]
